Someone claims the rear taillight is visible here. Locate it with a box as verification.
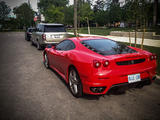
[93,60,101,68]
[42,34,46,40]
[150,54,157,60]
[103,60,109,67]
[93,60,109,68]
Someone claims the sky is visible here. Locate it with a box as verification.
[1,0,74,12]
[1,0,125,12]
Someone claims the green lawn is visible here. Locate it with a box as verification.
[67,27,160,36]
[67,27,134,36]
[68,34,76,38]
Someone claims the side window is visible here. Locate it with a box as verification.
[39,25,43,32]
[65,41,75,50]
[56,40,75,51]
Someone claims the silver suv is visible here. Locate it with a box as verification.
[31,23,68,50]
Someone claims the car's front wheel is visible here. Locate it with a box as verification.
[30,38,34,45]
[68,68,83,98]
[44,53,49,68]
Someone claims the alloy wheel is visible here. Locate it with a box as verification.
[44,54,49,68]
[69,69,82,97]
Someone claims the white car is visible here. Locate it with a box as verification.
[31,23,68,50]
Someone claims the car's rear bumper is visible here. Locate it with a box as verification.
[43,41,59,45]
[81,70,156,95]
[107,77,152,94]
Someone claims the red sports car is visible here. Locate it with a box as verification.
[43,37,157,97]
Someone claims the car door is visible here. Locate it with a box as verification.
[57,40,76,75]
[49,40,69,71]
[51,40,76,75]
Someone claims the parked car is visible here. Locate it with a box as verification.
[25,28,35,41]
[31,23,68,50]
[43,37,157,97]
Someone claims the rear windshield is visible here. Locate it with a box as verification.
[81,39,137,56]
[44,25,66,32]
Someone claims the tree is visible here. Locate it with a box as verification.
[38,0,69,14]
[93,0,105,12]
[45,5,64,23]
[78,2,94,26]
[74,0,78,36]
[153,0,158,26]
[64,5,74,25]
[123,0,153,26]
[13,3,34,29]
[0,1,11,23]
[93,0,106,26]
[108,2,122,24]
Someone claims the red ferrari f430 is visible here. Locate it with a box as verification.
[43,37,157,97]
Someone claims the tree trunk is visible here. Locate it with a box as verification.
[135,18,138,47]
[141,28,145,49]
[129,31,131,46]
[86,17,90,35]
[74,0,78,36]
[153,0,158,27]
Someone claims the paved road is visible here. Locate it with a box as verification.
[0,32,160,120]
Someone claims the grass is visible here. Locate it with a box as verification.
[67,27,160,36]
[68,34,76,38]
[67,27,134,36]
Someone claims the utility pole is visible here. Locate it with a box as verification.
[74,0,78,36]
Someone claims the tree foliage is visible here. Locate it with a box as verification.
[13,3,34,29]
[45,5,64,23]
[38,0,69,24]
[2,0,158,29]
[37,0,158,27]
[79,2,93,23]
[38,0,69,13]
[0,1,11,21]
[123,0,153,26]
[64,5,74,25]
[108,2,122,23]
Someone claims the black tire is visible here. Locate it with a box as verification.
[27,37,31,41]
[31,41,34,45]
[44,53,49,68]
[68,68,83,98]
[30,38,34,46]
[36,40,42,50]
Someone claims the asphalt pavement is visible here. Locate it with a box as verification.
[0,32,160,120]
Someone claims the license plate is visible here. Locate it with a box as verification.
[54,35,60,38]
[128,73,141,83]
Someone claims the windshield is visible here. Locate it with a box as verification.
[81,39,137,56]
[44,25,66,32]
